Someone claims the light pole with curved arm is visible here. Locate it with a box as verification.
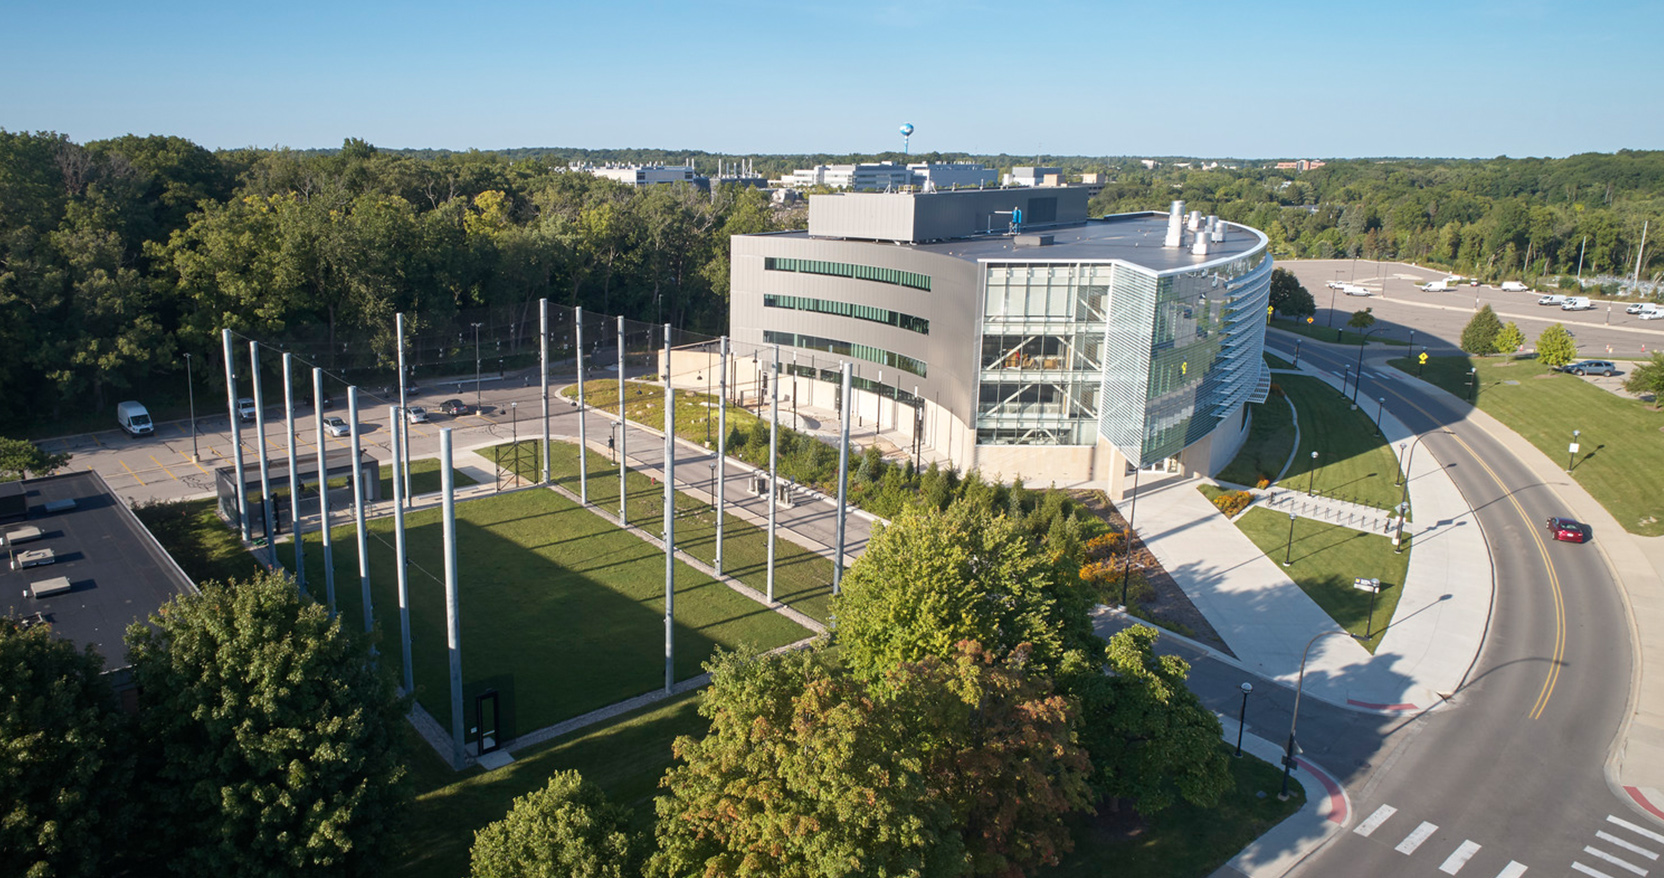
[1281,629,1355,800]
[1351,326,1386,404]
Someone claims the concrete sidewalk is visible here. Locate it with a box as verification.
[1132,352,1492,712]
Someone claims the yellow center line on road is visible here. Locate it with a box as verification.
[148,454,179,481]
[1375,373,1568,720]
[119,459,147,486]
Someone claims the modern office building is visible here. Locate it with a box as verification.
[723,189,1272,497]
[769,162,997,192]
[576,163,701,187]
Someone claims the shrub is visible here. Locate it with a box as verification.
[1254,476,1271,489]
[1557,275,1580,290]
[1211,490,1254,517]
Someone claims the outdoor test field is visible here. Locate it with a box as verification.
[299,487,812,740]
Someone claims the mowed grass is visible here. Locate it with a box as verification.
[297,488,810,736]
[1235,507,1409,651]
[1391,353,1664,536]
[1276,374,1403,510]
[132,497,265,586]
[1215,393,1296,487]
[564,379,762,451]
[495,439,836,624]
[1049,744,1303,878]
[1271,318,1411,346]
[391,694,706,878]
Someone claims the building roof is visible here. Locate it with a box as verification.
[2,471,196,669]
[771,212,1266,275]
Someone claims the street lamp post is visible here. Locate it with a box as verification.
[1567,429,1581,473]
[510,402,518,488]
[1376,396,1385,436]
[471,322,484,411]
[1234,682,1253,758]
[1395,443,1407,486]
[1293,338,1301,365]
[1467,368,1477,404]
[1280,630,1354,800]
[184,352,198,463]
[1327,284,1338,328]
[1307,451,1319,496]
[1119,465,1142,607]
[1352,327,1384,404]
[1283,511,1297,567]
[1394,501,1410,554]
[1341,366,1351,400]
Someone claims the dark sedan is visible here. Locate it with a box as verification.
[438,398,472,416]
[1546,517,1590,543]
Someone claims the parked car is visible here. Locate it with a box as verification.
[404,406,429,424]
[116,400,153,437]
[1500,281,1531,292]
[1546,516,1589,543]
[1538,293,1567,306]
[1561,296,1594,311]
[1640,308,1664,321]
[237,397,257,422]
[1627,302,1649,314]
[1341,284,1372,296]
[1560,360,1616,376]
[322,416,350,437]
[438,398,471,416]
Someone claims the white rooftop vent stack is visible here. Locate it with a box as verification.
[1192,223,1212,255]
[1164,200,1185,247]
[1211,217,1227,243]
[1187,210,1203,231]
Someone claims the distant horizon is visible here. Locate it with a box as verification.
[4,0,1659,159]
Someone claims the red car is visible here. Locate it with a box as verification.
[1546,517,1590,543]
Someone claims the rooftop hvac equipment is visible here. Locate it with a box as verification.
[1164,200,1185,248]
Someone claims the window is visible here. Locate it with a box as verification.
[764,257,932,291]
[763,331,926,377]
[763,295,928,334]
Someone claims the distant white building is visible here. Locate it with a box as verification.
[576,163,699,186]
[1002,166,1066,187]
[771,162,913,191]
[909,162,998,190]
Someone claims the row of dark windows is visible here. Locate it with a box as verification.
[764,257,932,291]
[763,295,929,334]
[763,331,927,378]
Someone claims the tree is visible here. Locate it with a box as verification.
[833,502,1094,683]
[650,643,1092,878]
[0,437,70,481]
[1494,321,1525,356]
[0,620,133,878]
[1346,307,1376,332]
[470,771,637,878]
[125,571,409,876]
[1064,627,1229,811]
[1268,267,1315,316]
[1622,351,1664,401]
[1536,323,1578,368]
[1460,305,1503,354]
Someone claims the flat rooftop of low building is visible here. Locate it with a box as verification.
[774,212,1265,274]
[2,471,195,669]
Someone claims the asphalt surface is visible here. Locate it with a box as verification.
[1242,331,1640,877]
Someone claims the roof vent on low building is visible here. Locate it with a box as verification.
[1164,200,1185,248]
[1014,234,1054,248]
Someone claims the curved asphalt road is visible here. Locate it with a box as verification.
[1266,332,1638,876]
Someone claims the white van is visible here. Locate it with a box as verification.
[1561,296,1593,311]
[1500,281,1531,293]
[1639,305,1664,320]
[1538,293,1567,306]
[1420,281,1453,292]
[116,401,153,437]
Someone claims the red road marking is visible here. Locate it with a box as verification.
[1295,756,1348,825]
[1346,699,1421,711]
[1625,786,1664,823]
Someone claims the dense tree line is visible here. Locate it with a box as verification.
[1089,152,1664,290]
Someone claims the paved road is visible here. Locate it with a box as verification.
[1252,332,1642,877]
[1282,258,1664,359]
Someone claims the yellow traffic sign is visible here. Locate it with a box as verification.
[1418,352,1429,364]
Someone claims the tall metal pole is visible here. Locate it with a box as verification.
[834,362,852,594]
[766,346,780,603]
[472,322,483,412]
[250,342,277,569]
[390,405,413,694]
[662,323,675,694]
[184,352,198,463]
[715,336,728,576]
[576,306,588,504]
[283,353,305,596]
[440,428,465,770]
[397,313,411,505]
[618,317,627,525]
[348,386,372,633]
[540,299,550,485]
[314,367,335,614]
[222,330,249,541]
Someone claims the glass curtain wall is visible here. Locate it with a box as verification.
[976,263,1110,446]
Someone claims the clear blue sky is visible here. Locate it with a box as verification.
[3,0,1658,159]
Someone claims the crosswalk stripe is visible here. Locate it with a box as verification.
[1440,840,1482,874]
[1583,845,1648,876]
[1610,816,1664,846]
[1354,804,1398,837]
[1396,821,1439,854]
[1494,862,1528,878]
[1598,831,1660,860]
[1574,863,1618,878]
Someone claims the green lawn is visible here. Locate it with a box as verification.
[391,693,707,878]
[1215,392,1296,487]
[1389,353,1664,536]
[297,488,811,737]
[1271,318,1411,347]
[563,379,760,452]
[1048,744,1304,878]
[1271,375,1402,510]
[493,439,836,624]
[1263,351,1294,369]
[1234,507,1409,651]
[132,497,265,586]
